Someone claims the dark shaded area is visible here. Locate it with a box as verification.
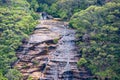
[62,71,73,80]
[40,63,46,72]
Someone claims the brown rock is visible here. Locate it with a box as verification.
[29,72,44,80]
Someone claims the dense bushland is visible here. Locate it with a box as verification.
[70,2,120,79]
[35,0,120,19]
[0,0,38,79]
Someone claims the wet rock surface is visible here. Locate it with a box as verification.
[14,20,92,80]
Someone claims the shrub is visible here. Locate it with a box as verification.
[77,58,87,67]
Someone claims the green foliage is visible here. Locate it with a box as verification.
[0,72,8,80]
[27,0,39,11]
[31,11,40,20]
[5,69,23,80]
[27,76,33,80]
[0,0,37,79]
[34,0,119,19]
[77,58,87,67]
[70,2,120,79]
[95,69,117,79]
[53,38,59,44]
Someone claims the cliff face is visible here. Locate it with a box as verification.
[14,19,92,80]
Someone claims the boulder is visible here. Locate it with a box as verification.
[47,15,54,19]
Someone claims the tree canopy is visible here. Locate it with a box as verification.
[70,2,120,79]
[0,0,38,79]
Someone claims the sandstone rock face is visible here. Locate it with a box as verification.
[14,20,92,80]
[29,72,44,80]
[14,20,62,79]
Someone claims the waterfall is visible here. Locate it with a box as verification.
[38,23,74,80]
[54,65,58,80]
[14,19,88,80]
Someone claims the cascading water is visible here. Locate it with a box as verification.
[46,24,76,80]
[54,65,58,80]
[15,19,92,80]
[61,26,73,80]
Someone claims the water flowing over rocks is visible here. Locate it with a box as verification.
[14,19,92,80]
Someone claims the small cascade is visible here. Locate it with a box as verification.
[61,26,73,80]
[45,23,76,80]
[64,56,71,72]
[54,65,58,80]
